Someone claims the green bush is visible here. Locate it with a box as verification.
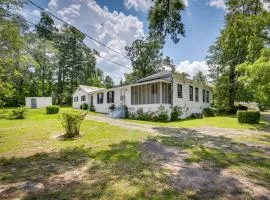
[171,106,183,121]
[156,105,169,122]
[89,104,95,112]
[109,104,115,111]
[237,111,260,124]
[59,111,86,138]
[81,103,88,110]
[238,104,248,110]
[203,107,217,117]
[9,107,28,119]
[46,105,60,114]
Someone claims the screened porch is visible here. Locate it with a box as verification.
[130,81,171,105]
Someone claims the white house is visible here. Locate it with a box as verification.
[25,97,52,108]
[72,71,213,118]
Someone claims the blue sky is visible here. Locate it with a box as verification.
[24,0,227,82]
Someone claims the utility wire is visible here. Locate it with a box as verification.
[3,8,132,71]
[26,0,131,60]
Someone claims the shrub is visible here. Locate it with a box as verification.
[9,107,28,119]
[81,103,88,110]
[237,111,260,124]
[156,105,169,122]
[171,106,183,121]
[203,107,217,117]
[238,104,248,110]
[59,111,86,138]
[109,104,115,111]
[46,105,60,114]
[228,106,238,115]
[89,104,95,112]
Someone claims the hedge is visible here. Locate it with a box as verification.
[237,111,260,124]
[46,105,60,114]
[203,107,217,117]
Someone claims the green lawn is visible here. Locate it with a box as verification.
[0,108,269,199]
[124,115,269,130]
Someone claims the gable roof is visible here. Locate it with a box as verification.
[137,70,172,83]
[79,85,104,93]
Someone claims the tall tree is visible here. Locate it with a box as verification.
[125,36,164,83]
[148,0,186,43]
[35,12,56,96]
[207,0,270,108]
[104,75,114,89]
[193,71,207,84]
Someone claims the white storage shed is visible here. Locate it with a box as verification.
[25,97,52,108]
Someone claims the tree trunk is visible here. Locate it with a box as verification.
[228,66,236,108]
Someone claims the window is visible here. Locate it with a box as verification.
[131,82,166,105]
[189,86,193,101]
[81,95,86,102]
[107,91,114,103]
[202,89,206,103]
[206,91,210,103]
[162,82,171,104]
[195,87,199,102]
[177,84,182,98]
[73,96,78,102]
[97,93,103,104]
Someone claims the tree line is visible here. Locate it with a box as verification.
[0,0,115,107]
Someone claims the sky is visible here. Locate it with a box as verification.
[23,0,229,83]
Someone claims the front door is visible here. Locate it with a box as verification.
[120,89,126,104]
[31,98,37,108]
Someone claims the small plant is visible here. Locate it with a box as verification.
[237,110,260,124]
[9,107,28,119]
[123,105,129,118]
[46,105,60,114]
[171,106,183,121]
[109,104,115,111]
[81,103,88,110]
[89,104,95,112]
[59,111,86,138]
[203,107,217,117]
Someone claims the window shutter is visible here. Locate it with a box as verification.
[107,92,109,103]
[112,91,114,103]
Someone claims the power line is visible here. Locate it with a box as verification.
[26,0,131,60]
[3,8,132,71]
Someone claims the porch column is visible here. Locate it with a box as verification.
[160,82,162,104]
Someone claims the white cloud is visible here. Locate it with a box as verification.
[48,0,58,9]
[48,0,145,83]
[208,0,226,9]
[175,60,208,77]
[124,0,153,11]
[124,0,189,11]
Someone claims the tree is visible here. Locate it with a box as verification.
[104,75,114,89]
[125,36,164,83]
[35,12,56,96]
[193,71,207,84]
[148,0,186,43]
[237,48,270,108]
[207,0,270,108]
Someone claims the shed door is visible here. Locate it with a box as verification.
[31,98,37,108]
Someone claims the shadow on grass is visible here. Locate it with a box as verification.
[0,147,89,185]
[152,127,270,191]
[19,141,184,200]
[1,134,270,199]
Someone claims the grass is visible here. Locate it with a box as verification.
[0,108,270,199]
[123,115,269,130]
